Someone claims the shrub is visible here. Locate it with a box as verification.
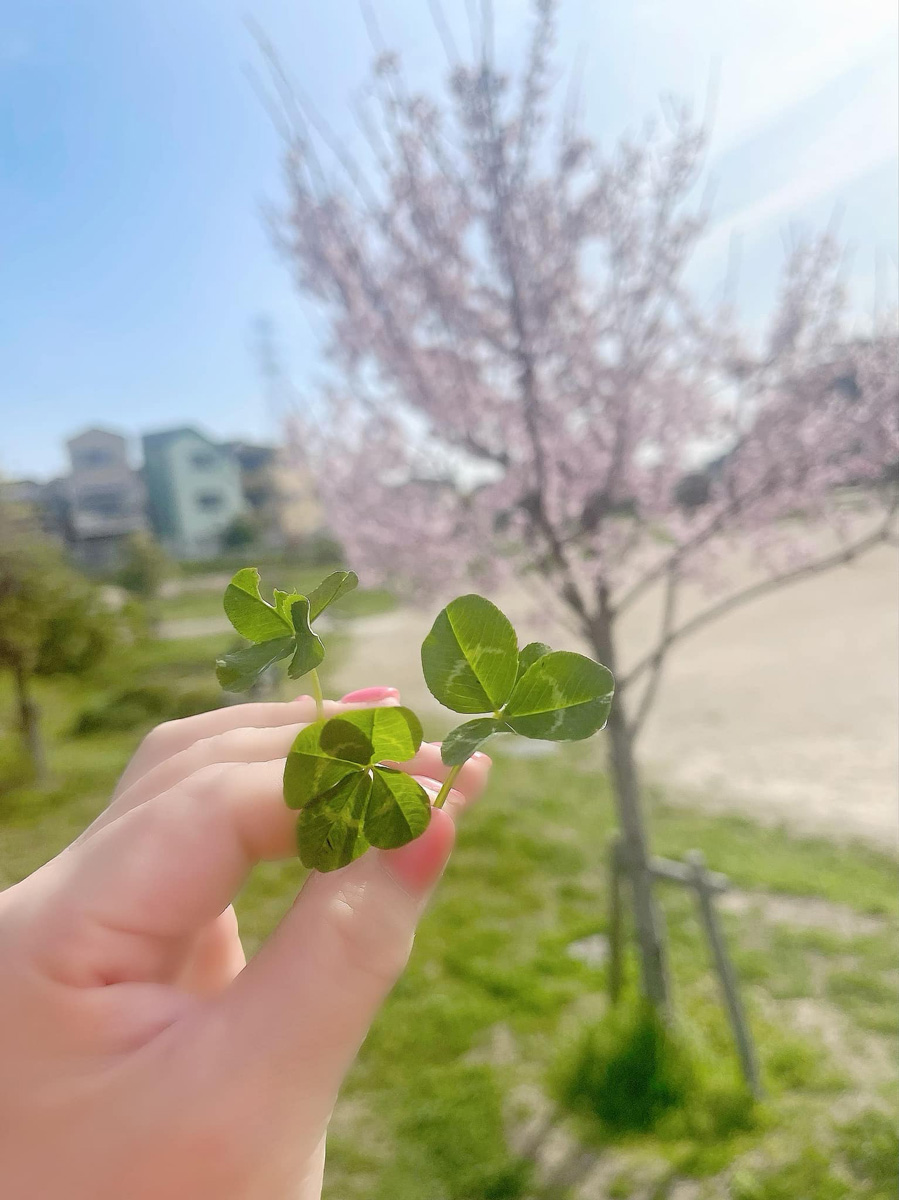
[168,686,224,720]
[0,737,35,791]
[71,684,221,736]
[553,997,758,1166]
[554,1002,693,1133]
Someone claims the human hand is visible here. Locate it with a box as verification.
[0,687,489,1199]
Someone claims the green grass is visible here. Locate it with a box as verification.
[837,1108,899,1195]
[156,588,227,621]
[0,622,355,882]
[173,541,343,579]
[0,690,896,1197]
[730,1146,852,1200]
[374,1064,534,1200]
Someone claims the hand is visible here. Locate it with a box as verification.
[0,688,489,1200]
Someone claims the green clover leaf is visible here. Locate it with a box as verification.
[306,570,359,620]
[516,641,552,682]
[439,716,511,765]
[214,636,296,692]
[421,593,519,714]
[286,597,325,679]
[223,567,293,642]
[215,566,358,695]
[421,595,615,777]
[503,650,615,740]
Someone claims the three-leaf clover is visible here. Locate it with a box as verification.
[215,567,357,709]
[421,594,615,789]
[283,705,431,871]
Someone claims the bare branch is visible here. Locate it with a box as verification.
[427,0,461,66]
[615,470,782,615]
[358,0,387,55]
[621,517,895,693]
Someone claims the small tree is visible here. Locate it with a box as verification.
[222,514,258,552]
[268,1,898,1009]
[117,531,170,601]
[0,503,113,784]
[117,532,171,636]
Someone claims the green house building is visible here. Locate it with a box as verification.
[142,427,245,559]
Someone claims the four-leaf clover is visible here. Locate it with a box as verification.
[284,706,431,871]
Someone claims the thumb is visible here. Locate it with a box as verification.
[211,805,455,1112]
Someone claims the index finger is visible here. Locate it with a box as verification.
[114,696,393,799]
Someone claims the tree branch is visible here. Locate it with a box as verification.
[477,41,592,624]
[627,563,678,741]
[621,519,893,692]
[614,473,775,616]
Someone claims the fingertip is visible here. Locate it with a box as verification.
[340,686,401,703]
[380,807,455,895]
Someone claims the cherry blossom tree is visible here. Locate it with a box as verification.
[269,0,899,1010]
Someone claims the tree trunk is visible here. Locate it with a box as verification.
[13,662,48,787]
[589,599,671,1013]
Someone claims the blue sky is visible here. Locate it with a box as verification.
[1,0,896,480]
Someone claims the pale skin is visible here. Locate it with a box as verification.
[0,686,489,1199]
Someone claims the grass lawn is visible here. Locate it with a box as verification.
[1,651,896,1199]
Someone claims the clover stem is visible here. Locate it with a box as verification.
[309,668,325,720]
[433,763,463,809]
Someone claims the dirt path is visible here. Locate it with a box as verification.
[329,545,898,848]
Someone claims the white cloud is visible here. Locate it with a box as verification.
[703,49,898,254]
[630,0,898,155]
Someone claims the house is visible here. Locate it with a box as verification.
[62,429,147,568]
[142,427,245,559]
[223,440,323,547]
[222,440,281,545]
[270,442,325,547]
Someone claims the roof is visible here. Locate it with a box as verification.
[222,440,276,469]
[67,426,128,447]
[142,426,219,451]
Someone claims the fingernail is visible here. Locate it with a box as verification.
[340,686,400,702]
[293,694,312,703]
[473,752,492,764]
[381,808,455,895]
[418,777,443,792]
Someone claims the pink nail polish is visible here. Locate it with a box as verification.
[340,686,400,702]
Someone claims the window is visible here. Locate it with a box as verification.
[244,487,271,509]
[79,488,124,517]
[191,451,217,470]
[196,492,224,511]
[74,448,114,470]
